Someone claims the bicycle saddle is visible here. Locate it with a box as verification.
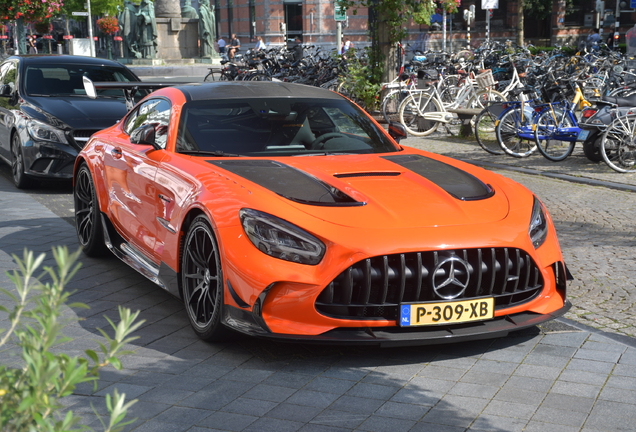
[601,93,636,107]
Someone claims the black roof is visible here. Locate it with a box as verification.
[9,54,132,68]
[177,81,344,102]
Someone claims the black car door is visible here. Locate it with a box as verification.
[0,60,19,161]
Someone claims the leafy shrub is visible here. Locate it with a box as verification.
[0,247,144,432]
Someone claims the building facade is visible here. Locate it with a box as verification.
[206,0,636,51]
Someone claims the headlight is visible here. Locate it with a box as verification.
[529,197,548,249]
[240,209,325,265]
[26,119,68,145]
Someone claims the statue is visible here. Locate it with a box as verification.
[136,0,158,59]
[198,0,216,58]
[181,0,199,19]
[119,0,140,58]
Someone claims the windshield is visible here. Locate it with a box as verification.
[176,98,400,156]
[24,64,139,97]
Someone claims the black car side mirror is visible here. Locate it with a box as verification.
[0,84,12,97]
[388,121,407,143]
[130,124,158,148]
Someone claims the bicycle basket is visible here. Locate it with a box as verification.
[476,70,496,89]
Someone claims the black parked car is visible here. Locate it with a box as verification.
[0,55,142,188]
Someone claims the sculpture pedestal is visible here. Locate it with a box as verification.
[155,17,199,59]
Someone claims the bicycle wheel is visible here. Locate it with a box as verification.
[474,108,504,155]
[204,70,220,82]
[496,106,537,158]
[533,110,577,162]
[467,89,506,110]
[398,92,443,137]
[381,89,404,123]
[247,72,271,81]
[600,114,636,173]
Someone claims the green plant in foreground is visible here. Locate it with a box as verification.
[0,247,145,432]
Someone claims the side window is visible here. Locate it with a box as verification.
[0,61,18,91]
[124,98,171,149]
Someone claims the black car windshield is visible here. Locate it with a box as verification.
[24,65,139,97]
[176,98,400,156]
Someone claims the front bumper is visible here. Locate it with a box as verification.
[223,300,572,347]
[22,138,79,180]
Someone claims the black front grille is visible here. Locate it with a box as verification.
[316,248,544,320]
[72,130,100,148]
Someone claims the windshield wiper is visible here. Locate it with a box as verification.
[179,150,243,157]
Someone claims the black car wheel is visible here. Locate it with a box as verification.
[181,216,230,341]
[11,134,35,189]
[74,164,108,256]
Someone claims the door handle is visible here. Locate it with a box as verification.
[111,148,123,159]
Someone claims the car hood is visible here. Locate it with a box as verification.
[23,96,127,130]
[208,153,510,229]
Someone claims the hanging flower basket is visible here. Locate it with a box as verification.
[97,16,119,35]
[438,0,460,14]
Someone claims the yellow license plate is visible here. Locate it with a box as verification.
[399,297,494,327]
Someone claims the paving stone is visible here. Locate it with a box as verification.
[309,409,367,429]
[328,395,384,414]
[482,399,538,420]
[265,403,323,423]
[302,377,356,395]
[514,364,563,381]
[523,420,580,432]
[344,382,399,400]
[356,414,416,432]
[468,413,527,431]
[447,381,499,399]
[550,380,603,398]
[374,401,430,421]
[574,348,622,363]
[152,406,212,426]
[565,358,616,374]
[285,390,340,409]
[195,411,257,431]
[242,384,297,403]
[242,416,304,432]
[598,386,636,403]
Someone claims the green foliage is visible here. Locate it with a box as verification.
[338,48,382,111]
[0,247,144,432]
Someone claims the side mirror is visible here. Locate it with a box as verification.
[388,121,407,143]
[0,84,12,97]
[130,124,157,147]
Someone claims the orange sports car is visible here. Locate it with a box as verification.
[74,81,571,346]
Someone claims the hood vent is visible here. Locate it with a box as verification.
[334,171,402,179]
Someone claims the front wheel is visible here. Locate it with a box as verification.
[496,106,538,158]
[534,110,577,162]
[11,134,35,189]
[600,115,636,173]
[398,92,443,137]
[181,216,231,341]
[474,108,504,155]
[582,131,603,162]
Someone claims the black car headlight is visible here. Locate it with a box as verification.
[529,197,548,249]
[26,119,69,145]
[240,209,325,265]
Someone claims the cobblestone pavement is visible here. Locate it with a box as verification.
[403,136,636,339]
[0,135,635,432]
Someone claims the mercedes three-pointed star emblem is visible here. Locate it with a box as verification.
[432,257,470,299]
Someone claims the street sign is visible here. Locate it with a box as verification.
[334,5,346,21]
[631,0,636,8]
[481,0,498,9]
[72,11,89,16]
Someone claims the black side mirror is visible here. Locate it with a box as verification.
[130,124,158,148]
[0,84,12,97]
[388,121,407,143]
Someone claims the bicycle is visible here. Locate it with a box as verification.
[599,114,636,173]
[397,70,505,137]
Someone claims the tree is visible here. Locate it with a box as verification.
[517,0,555,47]
[339,1,438,85]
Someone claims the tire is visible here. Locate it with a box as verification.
[600,115,636,173]
[74,164,108,257]
[247,72,271,81]
[534,110,577,162]
[474,108,504,155]
[181,215,230,341]
[398,92,443,137]
[203,71,215,82]
[11,133,35,189]
[582,131,603,162]
[381,89,404,123]
[467,89,506,110]
[496,106,537,158]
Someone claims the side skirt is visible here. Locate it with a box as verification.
[100,213,180,298]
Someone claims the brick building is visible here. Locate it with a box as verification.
[207,0,635,51]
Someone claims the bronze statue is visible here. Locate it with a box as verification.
[181,0,199,19]
[136,0,158,59]
[198,0,216,58]
[119,0,140,58]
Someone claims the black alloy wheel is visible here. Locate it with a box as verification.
[181,216,230,341]
[11,134,34,189]
[74,164,108,256]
